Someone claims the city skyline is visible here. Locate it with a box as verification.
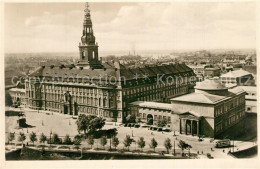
[5,2,256,53]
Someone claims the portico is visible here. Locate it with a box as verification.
[179,111,201,136]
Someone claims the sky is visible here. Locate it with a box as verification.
[4,2,257,53]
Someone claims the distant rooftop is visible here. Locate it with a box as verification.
[220,69,251,78]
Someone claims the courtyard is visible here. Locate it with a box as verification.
[5,106,257,159]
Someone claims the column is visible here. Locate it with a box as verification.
[179,118,182,134]
[184,119,187,135]
[191,120,193,136]
[197,120,199,136]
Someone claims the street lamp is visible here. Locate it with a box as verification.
[132,130,133,137]
[49,130,52,146]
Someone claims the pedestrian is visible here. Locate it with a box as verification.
[197,151,199,154]
[201,151,203,154]
[223,150,225,153]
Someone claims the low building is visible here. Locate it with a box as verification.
[204,67,221,78]
[9,88,26,106]
[130,79,246,138]
[240,86,257,113]
[220,69,255,86]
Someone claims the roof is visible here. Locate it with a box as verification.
[171,92,228,104]
[228,86,246,95]
[171,86,246,104]
[239,86,257,92]
[179,111,202,117]
[220,69,251,78]
[29,62,194,83]
[130,101,173,111]
[204,67,220,71]
[9,88,26,93]
[195,79,227,90]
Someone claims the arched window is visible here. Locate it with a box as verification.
[92,51,95,59]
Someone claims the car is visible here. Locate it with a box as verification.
[141,125,149,128]
[157,127,162,131]
[207,153,214,159]
[152,127,158,131]
[134,124,140,128]
[127,123,132,127]
[162,128,171,132]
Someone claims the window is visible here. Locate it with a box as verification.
[247,107,251,111]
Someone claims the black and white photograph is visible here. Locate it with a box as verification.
[1,0,259,168]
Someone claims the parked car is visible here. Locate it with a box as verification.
[141,125,149,128]
[152,127,158,131]
[162,128,171,132]
[157,127,162,131]
[134,124,140,128]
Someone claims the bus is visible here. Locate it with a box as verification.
[215,139,231,148]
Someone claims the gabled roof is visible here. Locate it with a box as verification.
[179,111,202,117]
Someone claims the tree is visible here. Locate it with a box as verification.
[39,133,47,144]
[5,92,13,106]
[137,137,145,151]
[8,132,15,144]
[75,114,96,134]
[126,114,136,123]
[106,128,118,150]
[18,132,26,144]
[73,135,81,145]
[52,133,61,144]
[178,140,191,155]
[100,136,107,149]
[63,134,72,145]
[87,135,94,149]
[123,135,132,151]
[88,117,106,132]
[149,138,158,152]
[164,138,172,154]
[112,137,119,150]
[29,132,37,145]
[157,119,167,128]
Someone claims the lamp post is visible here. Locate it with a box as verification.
[132,130,133,137]
[173,140,176,156]
[49,130,52,146]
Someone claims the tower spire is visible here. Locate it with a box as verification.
[77,2,103,69]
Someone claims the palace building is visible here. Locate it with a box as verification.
[130,79,246,138]
[24,3,196,122]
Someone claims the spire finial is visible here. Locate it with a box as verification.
[84,2,90,13]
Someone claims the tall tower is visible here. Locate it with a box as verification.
[77,2,103,69]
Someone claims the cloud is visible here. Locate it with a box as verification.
[5,2,256,53]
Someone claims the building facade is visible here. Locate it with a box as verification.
[24,3,196,123]
[130,79,246,138]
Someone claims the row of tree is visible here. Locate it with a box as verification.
[7,132,81,145]
[85,134,189,154]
